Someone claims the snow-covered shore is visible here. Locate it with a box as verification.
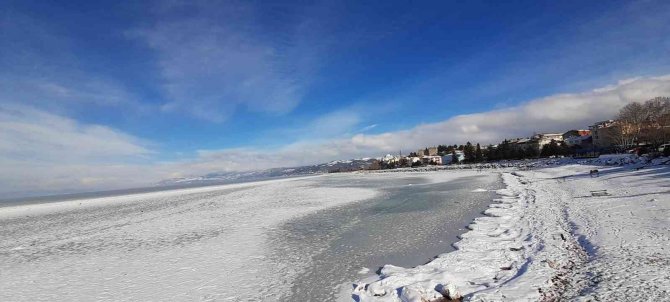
[353,159,670,301]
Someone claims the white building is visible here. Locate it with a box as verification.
[421,155,443,165]
[381,154,399,164]
[533,133,564,150]
[442,151,464,164]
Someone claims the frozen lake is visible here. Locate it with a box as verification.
[274,172,502,301]
[0,171,501,301]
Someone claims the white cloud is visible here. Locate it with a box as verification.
[0,105,151,162]
[0,105,155,196]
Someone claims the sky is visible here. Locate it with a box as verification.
[2,0,670,197]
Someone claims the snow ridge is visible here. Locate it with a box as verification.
[352,172,545,301]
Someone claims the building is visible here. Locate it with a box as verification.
[421,155,443,165]
[565,135,592,147]
[563,130,592,147]
[509,133,564,153]
[563,129,591,139]
[381,154,399,164]
[441,151,464,164]
[533,133,564,151]
[417,147,438,156]
[589,120,618,148]
[513,138,533,150]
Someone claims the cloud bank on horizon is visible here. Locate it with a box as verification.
[2,75,670,197]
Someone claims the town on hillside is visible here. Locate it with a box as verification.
[370,97,670,170]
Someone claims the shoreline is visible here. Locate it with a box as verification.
[0,174,324,218]
[352,171,537,301]
[352,159,670,301]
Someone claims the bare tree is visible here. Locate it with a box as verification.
[610,102,646,149]
[641,97,670,146]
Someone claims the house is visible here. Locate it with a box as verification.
[441,151,464,164]
[408,156,422,165]
[563,130,592,147]
[563,129,591,139]
[589,120,618,148]
[417,147,438,156]
[381,154,399,164]
[421,155,442,165]
[509,134,563,153]
[513,138,533,150]
[565,135,592,147]
[533,133,564,149]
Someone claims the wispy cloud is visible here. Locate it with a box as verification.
[130,1,322,122]
[0,12,145,114]
[358,124,378,133]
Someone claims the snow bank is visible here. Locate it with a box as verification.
[365,156,670,174]
[352,173,542,301]
[354,158,670,301]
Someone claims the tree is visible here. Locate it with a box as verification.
[409,152,418,157]
[437,144,449,155]
[399,157,409,167]
[485,144,498,161]
[613,102,647,149]
[463,142,475,163]
[517,146,528,159]
[525,146,538,158]
[499,140,514,160]
[423,148,430,156]
[368,160,381,170]
[641,97,670,146]
[559,141,571,156]
[540,140,561,157]
[475,143,483,162]
[451,149,459,164]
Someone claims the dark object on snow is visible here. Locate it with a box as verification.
[590,190,610,197]
[589,169,599,177]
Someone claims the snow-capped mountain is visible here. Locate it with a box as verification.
[158,158,378,186]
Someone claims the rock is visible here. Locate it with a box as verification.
[439,283,462,301]
[367,283,387,296]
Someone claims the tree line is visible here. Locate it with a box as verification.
[607,96,670,153]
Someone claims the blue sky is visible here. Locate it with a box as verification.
[2,0,670,196]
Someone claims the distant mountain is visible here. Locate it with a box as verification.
[158,158,377,186]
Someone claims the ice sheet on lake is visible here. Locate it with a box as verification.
[0,176,378,301]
